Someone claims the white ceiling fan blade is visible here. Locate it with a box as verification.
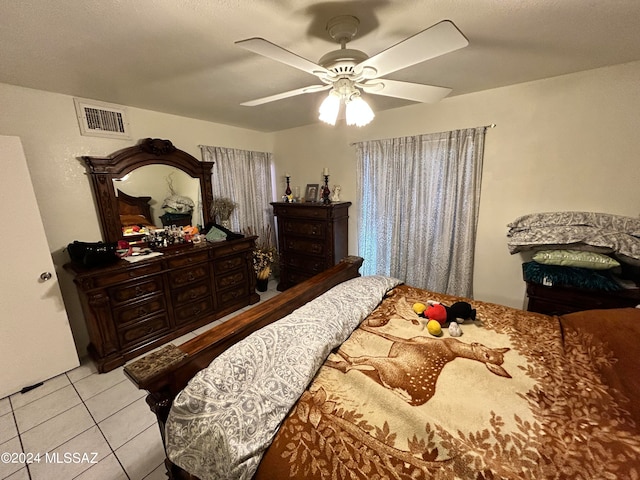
[241,84,331,106]
[356,20,468,79]
[361,79,452,103]
[236,38,333,78]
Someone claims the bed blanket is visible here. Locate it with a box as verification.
[164,275,402,480]
[256,285,640,479]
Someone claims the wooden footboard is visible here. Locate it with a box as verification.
[124,256,363,479]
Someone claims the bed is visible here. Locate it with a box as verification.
[117,189,156,235]
[124,256,640,479]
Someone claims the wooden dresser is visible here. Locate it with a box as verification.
[272,202,351,291]
[66,238,259,372]
[525,281,640,316]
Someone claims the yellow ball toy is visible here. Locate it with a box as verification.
[413,302,427,315]
[427,320,442,336]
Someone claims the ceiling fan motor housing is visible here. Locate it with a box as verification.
[326,15,360,44]
[318,48,368,77]
[319,16,370,79]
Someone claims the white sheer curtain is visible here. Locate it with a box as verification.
[200,145,276,246]
[355,127,486,297]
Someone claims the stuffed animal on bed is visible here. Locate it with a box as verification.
[416,301,477,326]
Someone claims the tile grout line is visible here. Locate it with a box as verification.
[67,373,132,480]
[8,378,70,412]
[6,396,32,480]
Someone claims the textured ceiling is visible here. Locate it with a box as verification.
[2,0,640,132]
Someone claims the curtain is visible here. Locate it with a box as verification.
[200,145,276,247]
[355,127,486,297]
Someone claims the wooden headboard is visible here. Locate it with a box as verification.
[117,190,153,223]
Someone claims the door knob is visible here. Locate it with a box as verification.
[40,272,52,281]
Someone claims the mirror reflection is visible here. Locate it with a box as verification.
[113,165,202,237]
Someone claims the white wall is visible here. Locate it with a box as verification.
[0,82,272,354]
[272,60,640,308]
[2,59,639,357]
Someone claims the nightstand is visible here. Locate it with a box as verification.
[525,281,640,316]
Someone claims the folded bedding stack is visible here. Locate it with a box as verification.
[507,211,640,291]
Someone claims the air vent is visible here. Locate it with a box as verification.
[73,98,131,139]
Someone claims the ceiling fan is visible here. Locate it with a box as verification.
[235,16,469,126]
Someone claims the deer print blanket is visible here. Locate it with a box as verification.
[255,285,640,479]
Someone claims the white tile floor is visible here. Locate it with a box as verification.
[0,282,280,480]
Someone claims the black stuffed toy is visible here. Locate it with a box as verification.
[422,301,477,325]
[447,301,477,323]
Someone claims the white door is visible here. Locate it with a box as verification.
[0,135,79,399]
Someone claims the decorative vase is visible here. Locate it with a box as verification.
[219,218,231,229]
[256,277,269,292]
[256,266,270,292]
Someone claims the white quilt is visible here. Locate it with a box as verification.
[164,275,402,480]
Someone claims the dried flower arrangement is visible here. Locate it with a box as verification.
[244,224,277,279]
[210,197,237,222]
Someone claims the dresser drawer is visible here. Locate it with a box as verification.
[172,281,211,306]
[109,275,164,305]
[92,263,163,288]
[113,295,166,326]
[526,281,640,315]
[168,265,209,288]
[214,255,245,274]
[283,270,314,286]
[273,205,331,219]
[173,297,214,325]
[215,269,247,291]
[117,314,170,349]
[218,285,248,306]
[284,237,326,256]
[213,240,254,258]
[167,251,209,269]
[283,253,326,275]
[282,220,326,239]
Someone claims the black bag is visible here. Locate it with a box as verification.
[67,241,119,268]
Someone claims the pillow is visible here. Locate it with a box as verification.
[533,249,619,270]
[166,275,403,480]
[523,261,621,291]
[120,214,154,227]
[507,211,640,236]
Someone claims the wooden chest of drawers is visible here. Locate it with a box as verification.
[66,238,259,372]
[525,281,640,316]
[272,202,351,291]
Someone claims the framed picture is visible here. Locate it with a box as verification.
[305,184,319,202]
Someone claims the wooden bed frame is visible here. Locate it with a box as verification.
[117,189,153,224]
[124,256,364,479]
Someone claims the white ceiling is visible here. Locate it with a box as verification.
[2,0,640,132]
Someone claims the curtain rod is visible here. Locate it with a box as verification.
[349,123,496,146]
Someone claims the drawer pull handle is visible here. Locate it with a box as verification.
[135,286,144,296]
[137,307,148,316]
[187,273,195,281]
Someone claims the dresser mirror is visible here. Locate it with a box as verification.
[114,164,202,229]
[83,138,214,243]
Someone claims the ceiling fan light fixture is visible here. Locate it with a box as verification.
[318,90,341,125]
[345,94,374,127]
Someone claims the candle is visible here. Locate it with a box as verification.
[323,168,329,175]
[285,172,290,178]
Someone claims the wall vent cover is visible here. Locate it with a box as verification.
[74,98,131,139]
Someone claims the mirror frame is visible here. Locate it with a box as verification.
[83,138,214,244]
